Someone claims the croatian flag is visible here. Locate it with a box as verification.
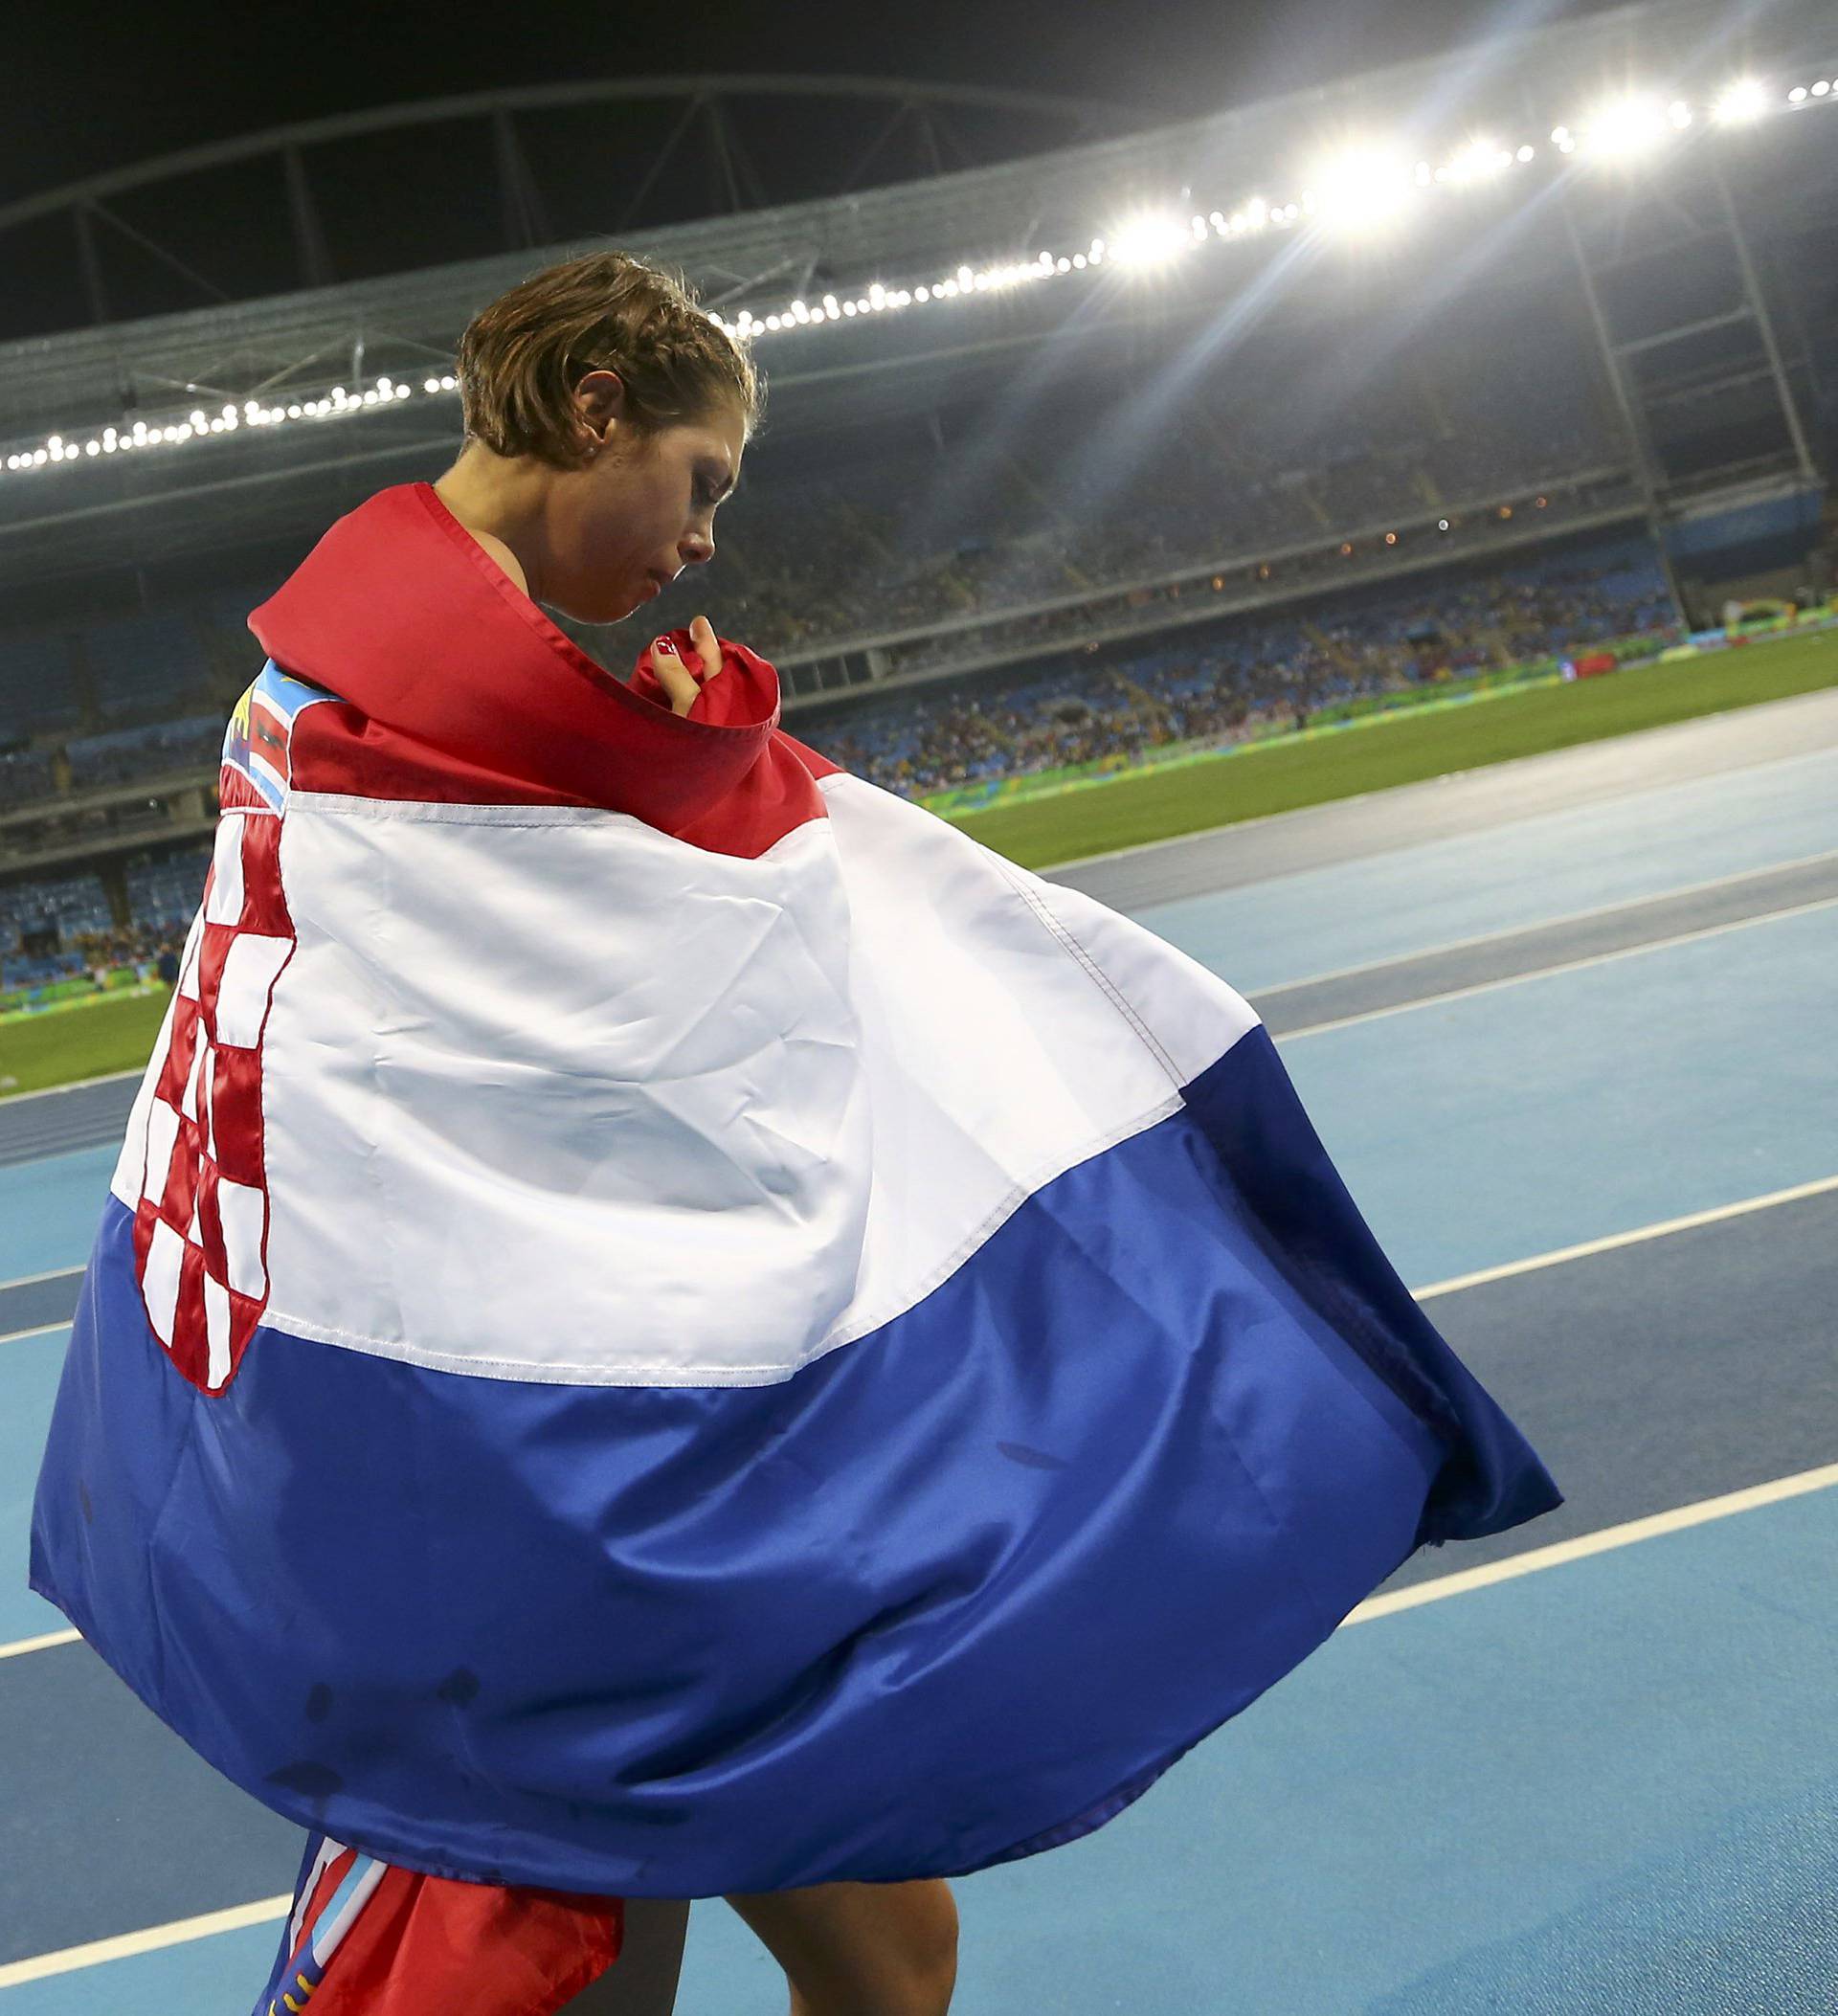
[32,481,1561,1900]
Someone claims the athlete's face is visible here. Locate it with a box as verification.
[545,373,746,625]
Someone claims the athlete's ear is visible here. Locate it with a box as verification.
[572,370,627,452]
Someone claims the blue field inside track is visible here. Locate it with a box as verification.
[0,1331,71,1645]
[3,726,1835,2011]
[1283,900,1836,1287]
[1135,741,1838,993]
[0,1148,114,1286]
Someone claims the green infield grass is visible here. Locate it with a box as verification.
[950,631,1837,869]
[0,987,171,1098]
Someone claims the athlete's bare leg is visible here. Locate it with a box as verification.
[723,1877,958,2016]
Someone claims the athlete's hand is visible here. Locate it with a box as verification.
[650,616,722,716]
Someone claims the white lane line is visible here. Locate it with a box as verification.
[1409,1173,1838,1299]
[0,1893,292,1988]
[0,1065,141,1107]
[0,1263,83,1293]
[0,1626,79,1661]
[1249,844,1838,997]
[1277,891,1838,1040]
[8,1459,1835,1987]
[1,1321,71,1348]
[1344,1460,1838,1626]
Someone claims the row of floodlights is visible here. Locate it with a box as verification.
[2,74,1831,478]
[11,379,433,462]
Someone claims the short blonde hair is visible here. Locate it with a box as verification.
[455,249,765,469]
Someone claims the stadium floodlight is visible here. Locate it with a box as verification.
[1712,78,1769,124]
[1108,211,1191,266]
[1444,137,1513,183]
[1306,147,1415,232]
[1580,94,1668,156]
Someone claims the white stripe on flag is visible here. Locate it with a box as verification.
[251,775,1260,1387]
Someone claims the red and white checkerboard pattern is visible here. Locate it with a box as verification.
[130,807,296,1393]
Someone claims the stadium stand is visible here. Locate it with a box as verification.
[64,715,225,792]
[795,534,1676,796]
[679,302,1623,659]
[81,612,213,725]
[0,519,1665,817]
[0,749,56,811]
[121,841,214,931]
[0,525,1678,989]
[0,868,114,987]
[0,630,81,737]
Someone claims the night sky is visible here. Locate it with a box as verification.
[3,0,1631,203]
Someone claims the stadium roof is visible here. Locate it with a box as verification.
[0,0,1828,595]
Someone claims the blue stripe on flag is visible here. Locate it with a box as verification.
[34,1026,1559,1896]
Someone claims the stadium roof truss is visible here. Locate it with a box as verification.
[0,75,1140,347]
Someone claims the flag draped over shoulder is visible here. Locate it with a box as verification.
[31,480,1562,1899]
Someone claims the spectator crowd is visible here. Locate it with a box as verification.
[0,529,1678,991]
[798,537,1675,798]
